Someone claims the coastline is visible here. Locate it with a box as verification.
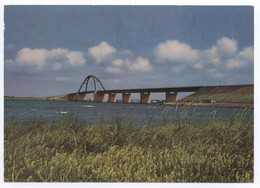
[165,102,254,109]
[5,97,254,109]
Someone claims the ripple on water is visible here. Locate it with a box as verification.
[82,105,94,108]
[56,111,67,114]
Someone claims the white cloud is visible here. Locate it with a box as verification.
[204,37,237,67]
[48,48,69,59]
[154,40,199,63]
[112,59,124,66]
[15,48,48,71]
[225,46,253,70]
[152,37,244,72]
[205,46,222,66]
[88,41,117,63]
[216,37,237,56]
[67,51,86,66]
[6,47,86,72]
[128,57,153,72]
[226,58,246,69]
[105,57,153,74]
[238,46,254,62]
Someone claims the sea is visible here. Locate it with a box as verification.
[4,99,254,127]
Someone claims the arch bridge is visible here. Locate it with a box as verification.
[67,75,251,104]
[68,75,203,103]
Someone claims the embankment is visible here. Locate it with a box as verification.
[180,85,253,104]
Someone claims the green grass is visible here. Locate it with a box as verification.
[4,94,69,101]
[4,110,253,182]
[183,93,254,103]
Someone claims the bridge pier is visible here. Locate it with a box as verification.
[108,93,117,103]
[94,92,108,102]
[140,92,151,104]
[122,92,132,103]
[165,92,179,103]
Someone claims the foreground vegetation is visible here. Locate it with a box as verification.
[4,109,253,182]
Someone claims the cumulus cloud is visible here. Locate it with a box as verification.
[6,48,86,72]
[128,57,153,72]
[204,37,238,67]
[15,48,48,71]
[226,58,246,69]
[154,40,199,63]
[152,37,253,72]
[112,59,124,66]
[238,46,254,62]
[205,46,222,66]
[88,41,117,63]
[66,51,86,66]
[216,37,237,56]
[105,57,153,74]
[225,46,253,70]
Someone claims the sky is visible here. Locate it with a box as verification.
[4,6,254,97]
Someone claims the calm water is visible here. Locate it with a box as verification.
[4,99,253,126]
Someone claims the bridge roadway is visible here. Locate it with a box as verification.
[67,85,210,104]
[69,86,203,103]
[80,86,201,94]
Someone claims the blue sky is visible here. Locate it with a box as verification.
[4,6,254,97]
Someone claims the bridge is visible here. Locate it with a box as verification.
[67,75,252,104]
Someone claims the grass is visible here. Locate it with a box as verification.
[4,109,254,182]
[4,94,69,101]
[181,85,254,103]
[182,93,254,103]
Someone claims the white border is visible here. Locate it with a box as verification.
[0,1,258,188]
[0,0,256,6]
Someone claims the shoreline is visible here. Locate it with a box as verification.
[165,102,254,109]
[4,97,254,109]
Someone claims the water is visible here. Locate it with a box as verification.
[4,99,253,126]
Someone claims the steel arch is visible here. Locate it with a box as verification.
[78,75,105,93]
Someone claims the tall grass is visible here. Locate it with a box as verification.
[4,108,253,182]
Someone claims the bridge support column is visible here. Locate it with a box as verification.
[94,92,108,102]
[108,93,117,103]
[68,93,87,101]
[140,92,151,104]
[122,92,132,103]
[165,92,179,103]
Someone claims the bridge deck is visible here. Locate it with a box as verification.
[74,84,253,95]
[77,86,200,94]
